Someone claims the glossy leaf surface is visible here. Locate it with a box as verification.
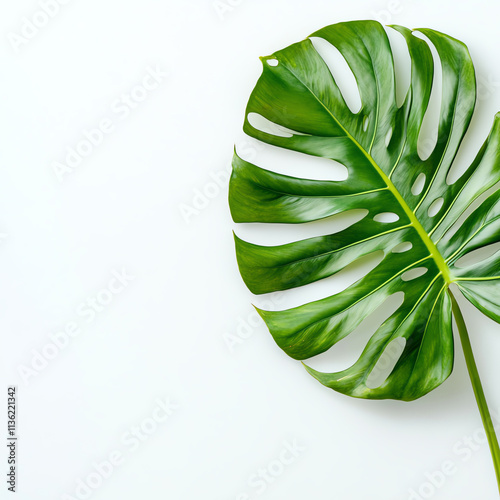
[230,21,500,401]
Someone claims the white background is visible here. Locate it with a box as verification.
[1,1,500,499]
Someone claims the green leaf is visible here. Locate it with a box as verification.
[229,21,500,402]
[229,20,500,490]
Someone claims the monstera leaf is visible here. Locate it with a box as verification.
[229,20,500,488]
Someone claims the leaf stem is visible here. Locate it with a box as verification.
[448,288,500,494]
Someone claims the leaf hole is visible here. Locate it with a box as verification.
[247,112,306,138]
[428,197,444,217]
[446,148,472,185]
[392,242,412,254]
[237,138,348,181]
[411,173,426,196]
[374,212,399,223]
[363,116,369,132]
[310,36,362,114]
[366,337,406,389]
[454,242,500,269]
[306,292,405,373]
[266,58,279,67]
[415,33,443,161]
[234,209,368,247]
[446,117,486,186]
[401,267,428,281]
[385,27,412,108]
